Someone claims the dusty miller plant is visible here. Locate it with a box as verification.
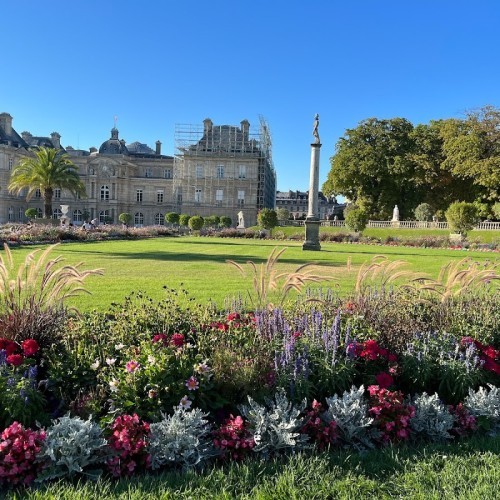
[238,387,310,456]
[148,407,215,470]
[323,385,378,450]
[464,384,500,434]
[36,414,109,482]
[410,392,454,441]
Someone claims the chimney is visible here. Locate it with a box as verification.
[203,118,213,135]
[50,132,61,149]
[155,140,162,155]
[0,113,13,135]
[21,131,33,143]
[240,119,250,139]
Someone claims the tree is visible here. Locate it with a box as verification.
[414,203,434,222]
[25,208,38,221]
[276,207,289,223]
[119,213,133,227]
[344,206,368,233]
[445,202,479,237]
[219,216,232,228]
[257,208,278,234]
[188,215,204,231]
[492,202,500,221]
[165,212,180,226]
[323,118,418,219]
[8,147,86,218]
[179,214,191,227]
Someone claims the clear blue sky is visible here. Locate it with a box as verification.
[2,0,499,192]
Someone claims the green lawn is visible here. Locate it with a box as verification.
[6,236,499,312]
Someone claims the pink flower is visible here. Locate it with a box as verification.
[375,372,394,389]
[227,312,241,322]
[179,396,192,409]
[126,360,140,373]
[152,333,168,345]
[185,376,199,391]
[171,333,185,347]
[21,339,39,357]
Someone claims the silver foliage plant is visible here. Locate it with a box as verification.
[410,392,454,441]
[238,388,310,456]
[464,384,500,434]
[148,407,215,470]
[323,385,378,450]
[36,414,109,482]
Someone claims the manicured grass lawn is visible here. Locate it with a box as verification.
[11,435,500,499]
[6,236,499,312]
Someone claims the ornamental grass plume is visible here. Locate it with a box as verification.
[0,243,103,345]
[227,247,328,310]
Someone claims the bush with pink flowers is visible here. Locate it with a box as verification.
[212,414,255,461]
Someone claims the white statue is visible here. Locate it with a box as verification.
[392,205,400,222]
[237,211,245,228]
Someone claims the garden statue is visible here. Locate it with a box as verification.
[392,205,400,222]
[237,211,245,228]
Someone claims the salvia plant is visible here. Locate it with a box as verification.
[409,392,455,441]
[323,385,379,450]
[464,384,500,434]
[148,406,215,470]
[36,414,110,482]
[238,388,310,457]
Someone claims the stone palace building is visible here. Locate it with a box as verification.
[0,112,276,227]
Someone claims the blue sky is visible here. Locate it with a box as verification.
[2,0,499,192]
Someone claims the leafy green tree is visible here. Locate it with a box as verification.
[492,202,500,221]
[445,202,479,236]
[257,208,278,234]
[276,207,289,222]
[219,216,232,228]
[179,214,191,227]
[25,208,38,220]
[8,147,86,218]
[323,118,418,219]
[414,203,434,222]
[118,213,133,227]
[165,212,180,226]
[344,206,368,233]
[188,215,204,231]
[204,215,220,228]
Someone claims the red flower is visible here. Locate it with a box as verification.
[170,333,185,347]
[361,340,381,360]
[22,339,39,357]
[152,334,168,345]
[375,372,394,389]
[227,312,241,322]
[0,338,18,355]
[6,354,24,366]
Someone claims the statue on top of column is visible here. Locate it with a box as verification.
[312,113,320,144]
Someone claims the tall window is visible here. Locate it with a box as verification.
[176,188,183,204]
[8,207,14,221]
[238,165,246,179]
[134,212,144,226]
[54,188,61,199]
[52,208,62,220]
[99,210,110,224]
[100,185,110,201]
[136,189,143,203]
[237,190,245,207]
[194,188,202,204]
[195,165,204,178]
[8,158,13,170]
[155,213,165,225]
[216,189,223,206]
[216,165,224,179]
[164,168,172,179]
[145,168,152,178]
[18,208,23,221]
[35,189,41,199]
[73,210,83,223]
[157,190,164,203]
[36,208,42,218]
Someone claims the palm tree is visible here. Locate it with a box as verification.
[8,147,86,219]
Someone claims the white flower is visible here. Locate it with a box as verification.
[147,355,156,365]
[106,358,116,366]
[90,360,100,370]
[178,395,192,409]
[109,379,120,392]
[115,343,125,350]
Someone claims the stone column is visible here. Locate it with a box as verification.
[303,115,322,251]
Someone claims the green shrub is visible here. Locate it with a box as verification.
[219,216,232,228]
[188,215,204,231]
[179,214,191,226]
[257,209,278,233]
[445,201,479,236]
[165,212,180,226]
[344,207,368,233]
[118,213,132,226]
[414,203,434,222]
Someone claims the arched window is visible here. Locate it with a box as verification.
[154,213,164,225]
[52,208,62,220]
[73,209,83,223]
[100,185,110,201]
[134,212,144,227]
[99,210,110,224]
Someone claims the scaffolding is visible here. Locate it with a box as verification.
[173,118,276,223]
